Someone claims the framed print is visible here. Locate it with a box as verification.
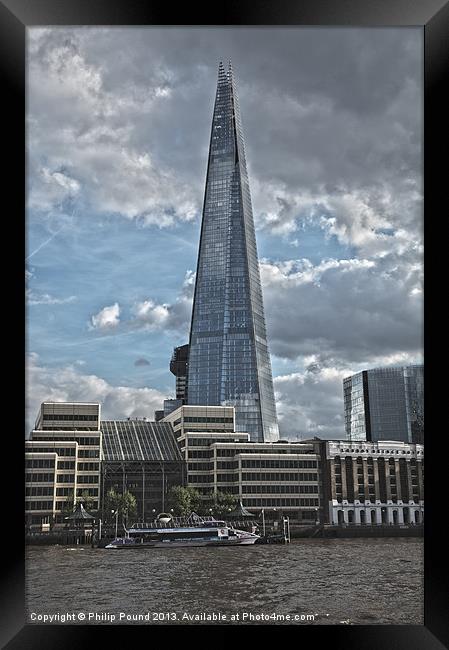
[2,0,448,647]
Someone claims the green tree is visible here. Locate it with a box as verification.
[121,490,137,525]
[214,491,238,516]
[104,488,121,522]
[167,486,201,516]
[76,490,98,513]
[104,488,136,524]
[200,491,238,516]
[61,489,75,517]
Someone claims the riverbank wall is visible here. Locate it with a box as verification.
[25,524,423,545]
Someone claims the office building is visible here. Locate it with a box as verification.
[187,61,279,443]
[25,402,102,530]
[170,344,189,404]
[344,365,424,443]
[320,439,424,525]
[162,404,235,443]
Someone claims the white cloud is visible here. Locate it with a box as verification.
[27,292,77,306]
[132,299,171,329]
[26,353,167,435]
[90,303,120,329]
[274,364,350,440]
[27,30,200,225]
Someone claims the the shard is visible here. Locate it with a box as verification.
[187,61,279,442]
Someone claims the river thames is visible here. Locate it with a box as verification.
[26,537,423,625]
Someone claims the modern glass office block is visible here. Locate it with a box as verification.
[344,365,424,444]
[187,62,279,442]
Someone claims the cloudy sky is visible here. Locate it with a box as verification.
[26,27,423,439]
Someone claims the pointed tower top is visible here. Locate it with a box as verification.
[217,60,228,85]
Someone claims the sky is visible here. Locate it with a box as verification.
[26,27,423,439]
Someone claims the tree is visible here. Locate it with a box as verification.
[104,488,136,525]
[76,490,98,513]
[214,491,238,516]
[167,486,201,516]
[61,489,75,517]
[104,488,121,522]
[200,491,238,516]
[121,490,137,525]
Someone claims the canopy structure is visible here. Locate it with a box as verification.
[64,502,95,521]
[226,501,255,519]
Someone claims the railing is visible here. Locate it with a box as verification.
[129,514,217,530]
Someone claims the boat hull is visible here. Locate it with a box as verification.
[105,537,258,549]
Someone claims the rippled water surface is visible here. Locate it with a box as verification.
[26,538,423,625]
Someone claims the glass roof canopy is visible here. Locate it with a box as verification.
[101,421,183,462]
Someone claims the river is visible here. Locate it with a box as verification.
[26,537,423,625]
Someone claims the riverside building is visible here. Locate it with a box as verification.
[344,365,424,444]
[187,61,279,443]
[163,405,321,521]
[26,402,186,530]
[320,440,424,526]
[25,402,102,530]
[100,418,185,522]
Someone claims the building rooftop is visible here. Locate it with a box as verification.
[101,420,183,462]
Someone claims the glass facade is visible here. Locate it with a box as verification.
[344,365,424,444]
[187,62,279,442]
[169,344,189,403]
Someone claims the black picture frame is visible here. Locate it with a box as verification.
[3,0,447,647]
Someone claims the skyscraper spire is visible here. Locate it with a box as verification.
[187,62,279,442]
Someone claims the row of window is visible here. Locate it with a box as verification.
[183,417,233,423]
[25,459,55,468]
[241,460,318,469]
[243,498,320,507]
[26,473,54,482]
[187,438,234,447]
[31,437,100,446]
[242,485,319,494]
[26,486,53,496]
[25,501,53,510]
[41,427,99,431]
[77,475,99,484]
[241,473,318,482]
[43,414,98,421]
[27,447,75,456]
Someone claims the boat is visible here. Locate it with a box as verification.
[105,512,259,548]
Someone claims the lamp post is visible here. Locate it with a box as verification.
[315,508,320,526]
[261,509,266,537]
[111,510,118,538]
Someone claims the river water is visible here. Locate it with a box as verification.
[26,538,423,625]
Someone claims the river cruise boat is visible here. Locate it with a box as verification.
[105,512,259,548]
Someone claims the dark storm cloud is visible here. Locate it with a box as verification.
[134,358,150,367]
[29,27,422,231]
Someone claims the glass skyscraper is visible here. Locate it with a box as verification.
[187,61,279,443]
[344,365,424,444]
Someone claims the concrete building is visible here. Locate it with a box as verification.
[26,402,102,530]
[320,439,424,526]
[162,405,236,441]
[163,405,321,521]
